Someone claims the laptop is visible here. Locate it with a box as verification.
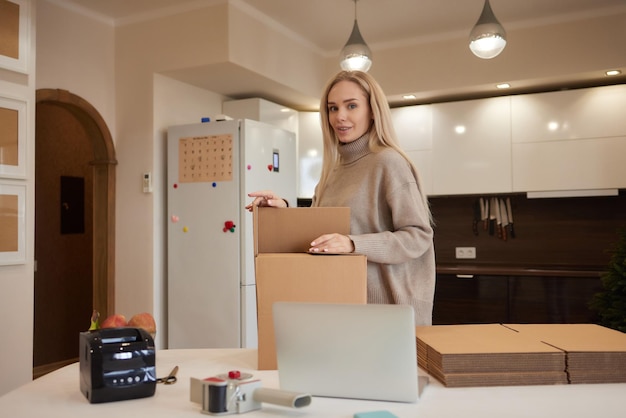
[272,302,420,403]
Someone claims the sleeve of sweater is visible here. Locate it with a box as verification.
[349,153,433,265]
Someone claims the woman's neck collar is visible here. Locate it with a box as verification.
[338,133,370,163]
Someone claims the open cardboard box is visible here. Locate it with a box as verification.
[254,206,367,370]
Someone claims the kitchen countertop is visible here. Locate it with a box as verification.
[437,264,604,277]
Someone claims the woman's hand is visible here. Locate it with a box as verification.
[309,234,355,254]
[245,190,287,212]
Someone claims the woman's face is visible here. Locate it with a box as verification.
[327,80,373,144]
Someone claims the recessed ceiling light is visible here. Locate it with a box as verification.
[496,83,510,89]
[605,70,622,76]
[402,94,416,100]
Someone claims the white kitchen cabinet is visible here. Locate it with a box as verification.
[511,84,626,143]
[391,105,433,195]
[513,137,626,192]
[511,85,626,192]
[391,105,432,151]
[431,96,512,195]
[298,111,323,198]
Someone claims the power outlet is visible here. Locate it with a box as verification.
[455,247,476,259]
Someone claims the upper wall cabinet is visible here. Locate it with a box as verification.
[431,96,512,195]
[296,85,625,198]
[511,85,626,192]
[391,105,432,151]
[298,112,323,198]
[391,106,433,195]
[511,85,626,143]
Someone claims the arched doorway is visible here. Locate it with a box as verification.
[33,89,116,377]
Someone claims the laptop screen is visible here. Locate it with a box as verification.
[272,302,419,403]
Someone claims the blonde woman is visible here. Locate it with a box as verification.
[247,70,435,325]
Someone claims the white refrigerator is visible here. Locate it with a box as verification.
[167,119,296,349]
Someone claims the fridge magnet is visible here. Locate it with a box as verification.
[0,0,30,74]
[223,221,236,233]
[183,226,189,233]
[0,180,26,265]
[171,215,179,223]
[0,94,27,178]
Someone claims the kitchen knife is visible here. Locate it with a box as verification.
[506,197,515,239]
[500,197,508,241]
[489,197,496,235]
[482,197,488,230]
[495,197,502,239]
[473,198,481,236]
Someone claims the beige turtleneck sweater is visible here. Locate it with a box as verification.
[312,135,436,325]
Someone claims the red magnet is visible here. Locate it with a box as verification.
[223,220,236,233]
[267,164,273,172]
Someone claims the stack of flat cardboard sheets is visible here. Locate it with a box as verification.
[415,324,626,387]
[505,324,626,384]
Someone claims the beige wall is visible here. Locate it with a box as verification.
[35,0,115,135]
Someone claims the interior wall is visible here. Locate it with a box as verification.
[228,4,326,100]
[35,0,115,134]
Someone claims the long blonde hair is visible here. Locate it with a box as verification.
[316,71,431,221]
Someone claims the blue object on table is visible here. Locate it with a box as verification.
[354,411,398,418]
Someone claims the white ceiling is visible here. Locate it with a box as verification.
[57,0,626,108]
[62,0,626,51]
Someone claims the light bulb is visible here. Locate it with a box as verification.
[469,34,506,59]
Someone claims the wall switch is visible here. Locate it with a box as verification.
[455,247,476,259]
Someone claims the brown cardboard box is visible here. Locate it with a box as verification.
[254,207,367,370]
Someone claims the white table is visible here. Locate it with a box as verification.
[0,349,624,417]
